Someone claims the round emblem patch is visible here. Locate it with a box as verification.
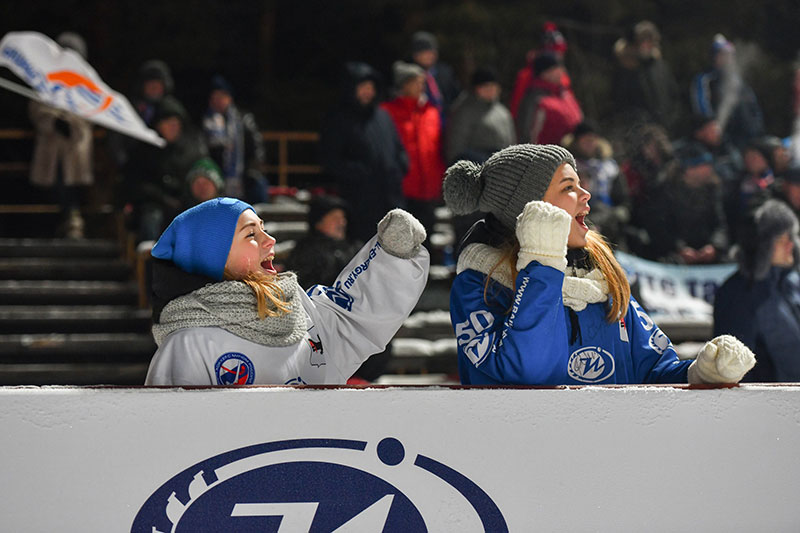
[215,352,255,385]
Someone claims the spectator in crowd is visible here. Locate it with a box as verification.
[446,66,516,254]
[509,21,571,120]
[564,121,631,250]
[202,75,269,204]
[756,134,792,179]
[725,138,777,243]
[619,123,678,238]
[319,61,408,243]
[286,195,362,288]
[672,114,743,187]
[382,61,446,242]
[144,197,429,386]
[442,143,754,385]
[409,30,461,128]
[777,166,800,220]
[285,195,391,383]
[185,157,224,207]
[446,66,515,165]
[611,20,680,135]
[108,59,175,168]
[516,51,583,145]
[641,144,729,263]
[690,34,765,150]
[28,32,93,239]
[123,96,208,242]
[714,199,800,382]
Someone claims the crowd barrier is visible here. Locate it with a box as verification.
[2,384,799,531]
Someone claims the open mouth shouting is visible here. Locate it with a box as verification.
[261,253,277,274]
[575,207,590,231]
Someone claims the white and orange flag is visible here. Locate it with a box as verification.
[0,31,165,147]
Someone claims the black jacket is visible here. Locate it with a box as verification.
[319,62,408,242]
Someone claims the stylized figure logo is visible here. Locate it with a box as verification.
[46,70,114,115]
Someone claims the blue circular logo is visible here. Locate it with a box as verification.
[133,437,508,532]
[567,346,616,383]
[214,352,255,385]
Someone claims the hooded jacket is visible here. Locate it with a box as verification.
[320,62,409,241]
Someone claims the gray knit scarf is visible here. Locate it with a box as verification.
[457,243,609,311]
[152,272,307,347]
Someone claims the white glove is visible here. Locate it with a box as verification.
[515,200,572,272]
[377,208,427,258]
[687,335,756,384]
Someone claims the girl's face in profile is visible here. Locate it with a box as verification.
[225,209,277,279]
[542,162,592,249]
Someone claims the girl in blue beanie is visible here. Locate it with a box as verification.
[145,197,429,385]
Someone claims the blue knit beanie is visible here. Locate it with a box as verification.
[151,197,254,280]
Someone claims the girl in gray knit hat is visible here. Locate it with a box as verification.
[145,198,429,386]
[444,143,755,386]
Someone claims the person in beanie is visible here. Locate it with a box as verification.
[509,21,572,120]
[409,30,460,128]
[145,197,429,386]
[515,51,583,145]
[714,199,800,381]
[202,75,270,204]
[446,66,515,165]
[382,61,446,242]
[319,61,408,243]
[444,143,755,385]
[285,195,362,288]
[185,157,224,206]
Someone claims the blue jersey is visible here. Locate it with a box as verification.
[451,261,690,385]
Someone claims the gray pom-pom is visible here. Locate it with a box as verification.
[443,160,482,215]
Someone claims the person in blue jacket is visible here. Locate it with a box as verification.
[714,199,800,381]
[443,143,756,386]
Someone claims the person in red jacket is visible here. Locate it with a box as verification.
[381,61,446,240]
[515,52,583,146]
[509,21,571,120]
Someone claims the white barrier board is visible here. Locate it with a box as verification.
[1,385,799,531]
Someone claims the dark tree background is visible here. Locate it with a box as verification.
[2,0,800,137]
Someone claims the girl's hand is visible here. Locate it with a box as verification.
[515,200,572,272]
[377,208,426,258]
[688,335,756,384]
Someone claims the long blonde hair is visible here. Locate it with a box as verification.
[223,269,291,319]
[483,230,630,323]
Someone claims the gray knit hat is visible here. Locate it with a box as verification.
[392,61,425,89]
[443,144,577,231]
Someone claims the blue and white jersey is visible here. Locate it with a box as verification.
[146,236,429,386]
[451,253,690,386]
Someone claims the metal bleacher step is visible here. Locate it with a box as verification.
[0,257,132,281]
[0,280,139,305]
[0,238,120,258]
[0,305,152,334]
[0,362,149,386]
[0,332,156,364]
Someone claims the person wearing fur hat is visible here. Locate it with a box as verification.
[714,199,800,381]
[145,197,429,385]
[444,143,755,385]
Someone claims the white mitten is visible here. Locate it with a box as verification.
[515,200,572,272]
[377,208,427,258]
[687,335,756,384]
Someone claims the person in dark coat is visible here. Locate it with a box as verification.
[714,199,800,381]
[611,21,680,136]
[639,144,729,263]
[319,61,408,243]
[202,75,269,204]
[285,195,362,288]
[409,31,461,128]
[123,96,208,242]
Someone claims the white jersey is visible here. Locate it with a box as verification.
[145,237,429,386]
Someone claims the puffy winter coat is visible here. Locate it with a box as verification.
[516,77,583,146]
[381,96,446,201]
